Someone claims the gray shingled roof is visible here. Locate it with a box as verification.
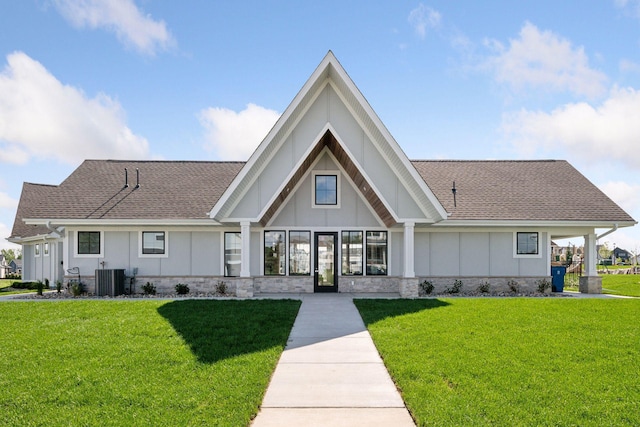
[412,160,635,222]
[10,160,244,238]
[10,158,634,239]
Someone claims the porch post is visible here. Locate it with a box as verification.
[403,222,415,278]
[580,232,602,293]
[240,221,251,278]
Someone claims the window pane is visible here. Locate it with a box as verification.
[143,232,165,254]
[44,242,49,255]
[517,232,538,255]
[341,231,363,275]
[315,175,337,205]
[366,231,387,275]
[78,232,100,255]
[224,232,242,277]
[289,231,310,275]
[35,244,40,256]
[265,231,286,275]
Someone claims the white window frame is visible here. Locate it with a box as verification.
[74,231,104,258]
[312,171,341,209]
[513,232,542,258]
[43,242,49,257]
[139,231,169,258]
[34,243,41,257]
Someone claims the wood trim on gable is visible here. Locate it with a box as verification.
[260,130,396,227]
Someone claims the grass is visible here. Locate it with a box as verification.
[0,299,300,426]
[0,278,35,296]
[601,274,640,297]
[355,298,640,427]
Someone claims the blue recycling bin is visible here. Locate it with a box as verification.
[551,266,566,292]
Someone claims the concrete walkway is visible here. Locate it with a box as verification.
[252,293,415,426]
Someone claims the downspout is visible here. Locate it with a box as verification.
[597,224,618,240]
[45,221,65,238]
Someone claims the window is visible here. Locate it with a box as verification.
[289,231,310,275]
[142,232,166,255]
[342,231,363,275]
[34,243,40,257]
[78,232,101,255]
[366,231,387,275]
[516,232,539,255]
[224,232,241,277]
[265,231,286,275]
[44,242,49,256]
[314,174,338,205]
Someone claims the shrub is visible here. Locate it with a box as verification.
[56,280,62,293]
[507,280,520,293]
[175,283,190,295]
[216,281,228,295]
[537,279,551,293]
[446,279,463,294]
[420,280,434,295]
[142,282,157,295]
[70,282,84,297]
[478,282,490,293]
[36,280,44,296]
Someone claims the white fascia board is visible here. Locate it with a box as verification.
[7,233,58,244]
[209,54,336,220]
[431,219,637,228]
[325,77,448,221]
[23,218,221,227]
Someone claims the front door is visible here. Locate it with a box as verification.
[314,232,338,292]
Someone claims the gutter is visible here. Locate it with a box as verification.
[597,223,618,240]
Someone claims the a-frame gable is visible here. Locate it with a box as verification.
[208,51,448,224]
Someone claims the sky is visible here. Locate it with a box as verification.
[1,0,639,255]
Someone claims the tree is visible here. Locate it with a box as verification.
[1,249,17,263]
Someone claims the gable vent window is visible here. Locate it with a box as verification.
[313,171,340,208]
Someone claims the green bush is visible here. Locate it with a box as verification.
[215,281,227,295]
[478,281,490,293]
[70,282,84,297]
[175,283,190,295]
[142,282,157,295]
[36,280,44,296]
[446,279,463,294]
[420,280,434,295]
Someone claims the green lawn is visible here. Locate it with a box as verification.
[602,274,640,297]
[0,299,300,426]
[355,298,640,427]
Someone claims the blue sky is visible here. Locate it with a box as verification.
[1,0,639,254]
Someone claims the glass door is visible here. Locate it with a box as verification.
[314,232,338,292]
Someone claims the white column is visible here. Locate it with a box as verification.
[403,222,415,278]
[583,232,598,276]
[240,221,251,277]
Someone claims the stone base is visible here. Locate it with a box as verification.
[399,278,419,298]
[579,276,602,294]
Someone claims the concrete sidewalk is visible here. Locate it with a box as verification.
[252,293,415,427]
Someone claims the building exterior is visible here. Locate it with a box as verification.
[8,52,636,296]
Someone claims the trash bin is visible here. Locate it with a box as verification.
[551,266,566,292]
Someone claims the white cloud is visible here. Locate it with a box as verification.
[501,86,640,168]
[0,52,150,165]
[408,4,441,39]
[484,22,607,98]
[0,222,21,251]
[199,103,280,161]
[0,192,18,210]
[51,0,174,55]
[599,181,640,217]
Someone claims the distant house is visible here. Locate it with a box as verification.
[613,247,632,263]
[9,259,22,275]
[7,52,636,296]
